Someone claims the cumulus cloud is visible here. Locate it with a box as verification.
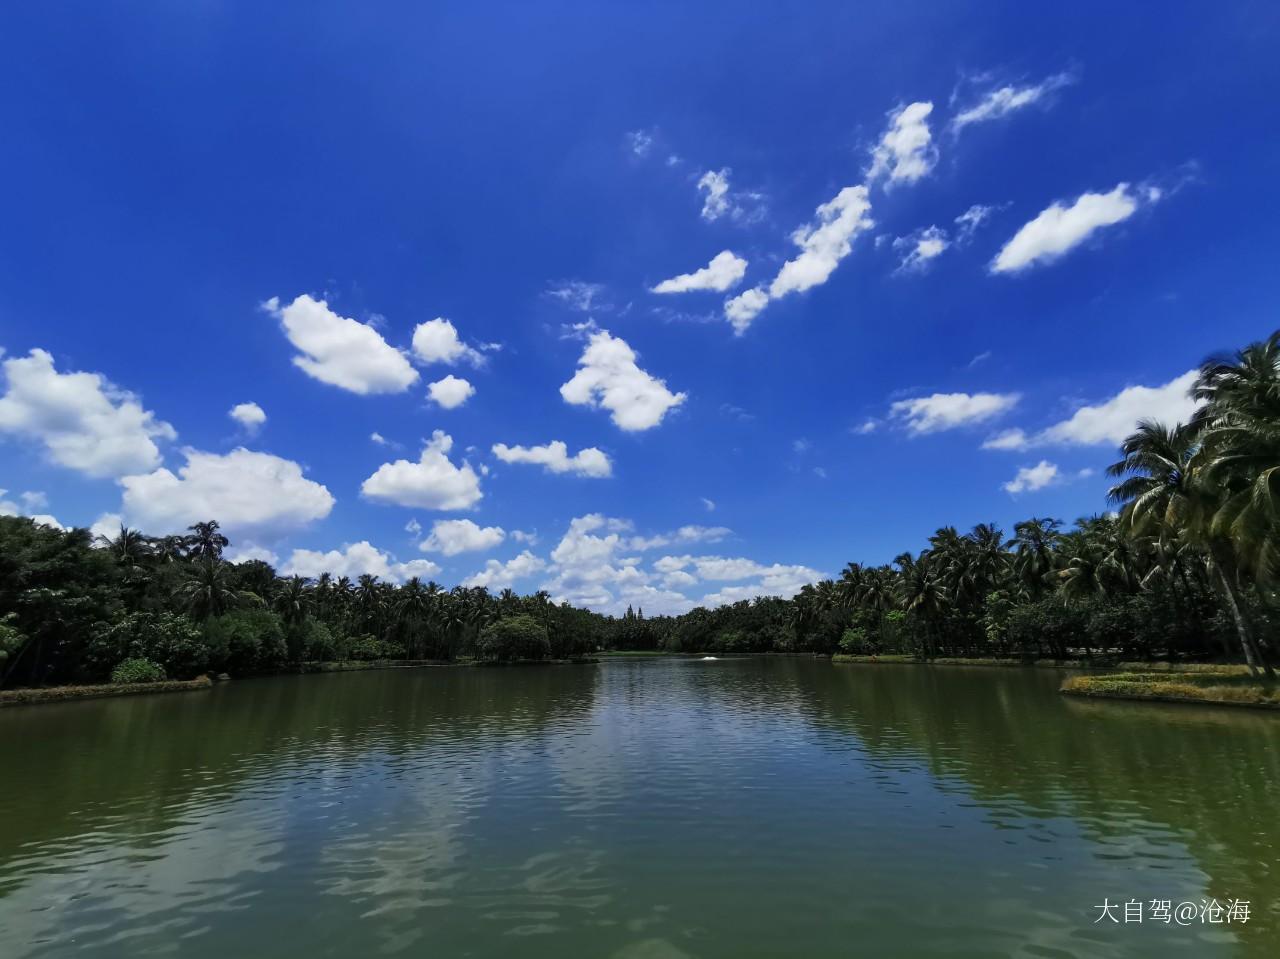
[868,102,937,184]
[1039,370,1200,446]
[985,371,1201,453]
[1003,460,1060,494]
[427,375,475,409]
[491,440,612,478]
[263,294,418,395]
[419,518,505,556]
[952,72,1076,130]
[225,543,280,566]
[560,330,686,431]
[695,169,766,225]
[723,287,770,334]
[282,541,440,584]
[89,512,125,543]
[698,168,732,221]
[771,185,875,299]
[652,251,748,294]
[120,448,335,536]
[229,402,266,433]
[890,392,1020,435]
[893,225,950,273]
[411,318,485,367]
[625,525,732,551]
[0,348,176,478]
[361,430,482,510]
[991,183,1157,273]
[462,550,547,589]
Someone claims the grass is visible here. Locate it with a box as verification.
[1061,671,1280,709]
[0,675,213,708]
[832,654,1088,668]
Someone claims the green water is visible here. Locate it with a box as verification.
[1,658,1276,958]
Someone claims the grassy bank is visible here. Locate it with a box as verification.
[0,675,214,708]
[832,654,1090,668]
[1060,671,1280,709]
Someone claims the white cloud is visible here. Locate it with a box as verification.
[120,448,335,536]
[1003,460,1060,494]
[411,318,485,367]
[893,225,950,273]
[427,375,475,409]
[1038,370,1200,446]
[560,330,686,431]
[952,72,1075,130]
[890,392,1020,435]
[726,184,875,333]
[627,129,655,158]
[698,168,732,221]
[0,489,20,516]
[89,512,125,543]
[0,348,176,478]
[853,419,879,435]
[984,371,1202,452]
[263,294,418,395]
[371,431,390,445]
[19,490,47,510]
[462,550,547,589]
[954,204,995,242]
[511,529,539,545]
[991,183,1149,273]
[723,287,770,334]
[225,543,280,566]
[361,430,482,510]
[982,428,1030,451]
[652,250,748,294]
[626,525,732,551]
[546,281,608,313]
[229,402,266,433]
[771,185,875,299]
[282,541,440,584]
[700,497,716,512]
[419,518,505,556]
[868,102,937,184]
[491,440,612,478]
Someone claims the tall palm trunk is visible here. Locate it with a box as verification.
[1208,545,1273,679]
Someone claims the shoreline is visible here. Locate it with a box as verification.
[0,657,602,708]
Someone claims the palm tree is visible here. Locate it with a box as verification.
[1193,330,1280,580]
[186,520,229,561]
[1107,420,1273,678]
[1011,518,1062,596]
[102,524,150,565]
[273,576,312,630]
[175,560,256,619]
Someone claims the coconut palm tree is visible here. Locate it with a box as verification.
[186,520,230,561]
[175,560,257,620]
[1107,420,1273,678]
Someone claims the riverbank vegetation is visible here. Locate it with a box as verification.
[1061,671,1280,708]
[1,330,1277,691]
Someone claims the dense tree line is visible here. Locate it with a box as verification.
[1,331,1277,688]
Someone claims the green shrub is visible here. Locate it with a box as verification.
[203,609,287,675]
[87,612,207,680]
[478,615,551,663]
[349,634,406,661]
[839,626,874,655]
[111,658,167,684]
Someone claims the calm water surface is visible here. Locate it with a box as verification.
[1,658,1277,958]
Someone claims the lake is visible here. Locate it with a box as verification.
[1,658,1276,957]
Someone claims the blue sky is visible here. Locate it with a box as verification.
[2,2,1279,614]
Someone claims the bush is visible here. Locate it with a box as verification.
[87,612,207,680]
[349,634,406,661]
[203,609,287,675]
[478,615,551,663]
[111,658,167,684]
[839,626,875,655]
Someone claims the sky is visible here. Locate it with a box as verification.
[2,2,1279,615]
